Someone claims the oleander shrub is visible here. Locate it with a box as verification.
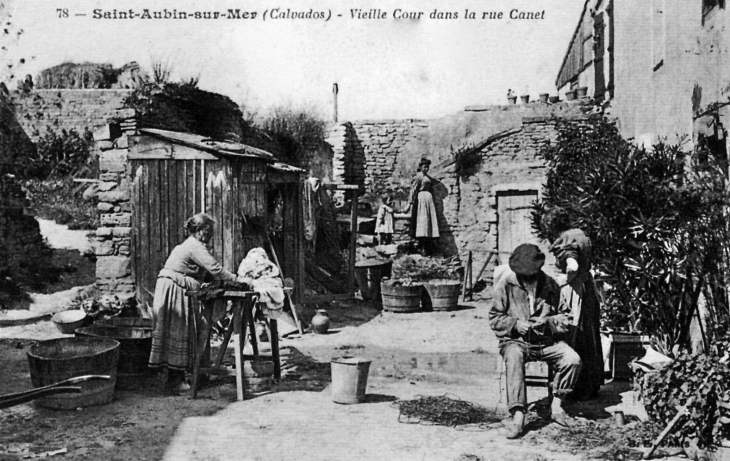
[533,117,729,356]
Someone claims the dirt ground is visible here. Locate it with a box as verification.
[0,221,693,461]
[0,296,686,461]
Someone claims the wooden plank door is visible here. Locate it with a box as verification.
[497,190,538,254]
[496,190,556,272]
[132,159,201,307]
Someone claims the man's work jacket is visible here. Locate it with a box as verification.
[489,270,571,345]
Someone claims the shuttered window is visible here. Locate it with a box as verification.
[703,0,725,23]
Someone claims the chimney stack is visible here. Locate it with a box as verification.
[332,83,339,123]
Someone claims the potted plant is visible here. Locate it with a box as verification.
[507,89,517,105]
[384,256,462,312]
[548,95,560,103]
[381,278,423,313]
[577,86,588,98]
[565,90,577,101]
[539,93,549,103]
[520,94,530,104]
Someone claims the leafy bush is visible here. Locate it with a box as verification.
[0,236,62,308]
[390,255,462,285]
[259,104,327,166]
[24,178,98,230]
[451,143,483,179]
[123,81,258,143]
[533,118,729,355]
[0,176,63,308]
[31,127,95,179]
[641,350,730,448]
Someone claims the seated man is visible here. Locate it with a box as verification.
[489,243,582,438]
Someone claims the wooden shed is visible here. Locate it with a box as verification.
[128,128,305,306]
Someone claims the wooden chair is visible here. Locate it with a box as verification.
[525,361,555,403]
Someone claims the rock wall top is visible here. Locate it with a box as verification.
[35,61,147,89]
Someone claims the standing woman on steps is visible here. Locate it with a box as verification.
[406,158,440,255]
[148,213,243,395]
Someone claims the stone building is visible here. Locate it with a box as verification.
[557,0,730,158]
[326,101,597,276]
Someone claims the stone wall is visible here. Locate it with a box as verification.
[450,117,574,275]
[91,128,134,302]
[10,89,133,142]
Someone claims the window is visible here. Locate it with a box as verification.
[582,36,593,69]
[652,0,666,71]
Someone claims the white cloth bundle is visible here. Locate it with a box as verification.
[238,248,285,318]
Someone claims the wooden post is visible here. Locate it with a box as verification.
[214,319,235,367]
[474,252,495,285]
[270,320,280,380]
[190,300,213,399]
[200,159,205,213]
[468,251,473,300]
[233,300,244,401]
[348,188,358,295]
[461,251,473,302]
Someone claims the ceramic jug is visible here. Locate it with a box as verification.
[311,309,330,334]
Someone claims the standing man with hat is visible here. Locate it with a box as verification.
[489,243,582,438]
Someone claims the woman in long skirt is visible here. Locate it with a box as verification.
[149,213,240,394]
[551,228,604,400]
[407,158,440,254]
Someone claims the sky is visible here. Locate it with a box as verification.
[2,0,585,121]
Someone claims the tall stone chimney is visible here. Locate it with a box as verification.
[332,83,339,123]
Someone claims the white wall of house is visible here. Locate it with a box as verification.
[558,0,730,148]
[612,0,699,146]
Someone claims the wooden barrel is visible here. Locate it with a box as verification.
[27,337,119,410]
[422,280,461,312]
[381,280,422,313]
[242,358,274,393]
[354,260,392,302]
[75,325,153,390]
[96,317,152,329]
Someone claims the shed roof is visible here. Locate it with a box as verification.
[139,128,275,161]
[269,162,305,173]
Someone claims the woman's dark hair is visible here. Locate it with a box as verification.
[185,213,215,235]
[541,207,571,241]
